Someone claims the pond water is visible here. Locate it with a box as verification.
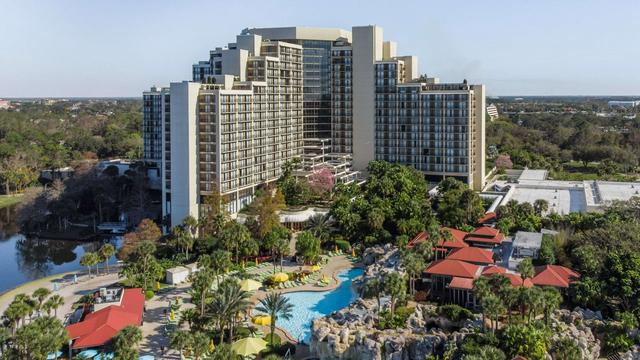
[0,205,120,293]
[276,267,364,342]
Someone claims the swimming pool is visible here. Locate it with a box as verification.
[275,267,364,342]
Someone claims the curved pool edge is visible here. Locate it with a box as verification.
[274,266,365,344]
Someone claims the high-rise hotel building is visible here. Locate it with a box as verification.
[144,25,485,227]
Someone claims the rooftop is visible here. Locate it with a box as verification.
[446,247,495,264]
[531,265,580,288]
[66,288,144,349]
[512,231,543,249]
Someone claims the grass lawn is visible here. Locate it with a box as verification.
[0,194,23,209]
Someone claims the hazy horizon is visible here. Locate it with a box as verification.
[1,0,639,97]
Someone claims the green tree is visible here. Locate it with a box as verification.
[121,241,161,290]
[481,295,505,333]
[219,221,252,263]
[549,337,582,360]
[538,235,556,265]
[31,288,50,315]
[99,243,116,274]
[189,331,211,360]
[264,225,290,272]
[362,278,384,313]
[541,287,562,325]
[42,294,64,318]
[207,278,251,343]
[306,213,334,244]
[80,252,99,278]
[517,258,535,282]
[402,252,425,295]
[464,345,506,360]
[295,231,321,264]
[383,273,406,316]
[255,292,294,345]
[533,199,549,216]
[14,316,68,360]
[500,323,550,360]
[435,178,485,228]
[210,250,232,286]
[113,325,142,360]
[208,343,239,360]
[190,267,215,317]
[169,330,191,357]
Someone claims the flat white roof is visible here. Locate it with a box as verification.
[518,169,548,181]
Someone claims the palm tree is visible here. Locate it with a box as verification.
[12,294,35,326]
[306,213,334,243]
[517,258,535,282]
[208,279,251,343]
[80,252,97,278]
[3,302,25,335]
[255,292,294,345]
[264,226,290,272]
[219,221,252,263]
[171,226,194,260]
[99,243,116,274]
[190,268,215,317]
[170,330,191,357]
[180,308,199,331]
[211,250,232,287]
[481,295,505,333]
[403,252,425,295]
[209,343,239,360]
[113,325,142,360]
[32,288,51,315]
[14,316,68,360]
[383,273,406,316]
[43,295,64,318]
[274,237,289,272]
[526,287,544,324]
[541,287,562,325]
[533,199,549,215]
[362,278,384,313]
[190,331,210,360]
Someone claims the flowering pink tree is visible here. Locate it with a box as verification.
[495,154,513,170]
[309,167,335,195]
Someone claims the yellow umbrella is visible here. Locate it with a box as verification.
[239,279,262,292]
[272,272,289,282]
[169,310,175,321]
[231,337,268,357]
[351,248,356,257]
[310,265,321,272]
[156,281,161,291]
[209,339,215,352]
[252,315,271,326]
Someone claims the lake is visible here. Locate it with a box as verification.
[0,205,121,293]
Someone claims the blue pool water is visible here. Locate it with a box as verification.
[276,267,364,342]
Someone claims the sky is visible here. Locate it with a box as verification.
[1,0,639,97]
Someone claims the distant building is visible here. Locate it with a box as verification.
[608,100,640,109]
[490,169,640,214]
[0,99,10,110]
[486,103,499,120]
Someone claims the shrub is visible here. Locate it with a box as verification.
[144,290,155,300]
[335,239,350,252]
[437,304,473,322]
[376,307,414,330]
[264,333,281,347]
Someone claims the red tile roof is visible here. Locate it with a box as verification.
[66,288,144,349]
[407,227,469,250]
[407,231,428,249]
[531,265,580,288]
[503,273,534,288]
[446,247,495,264]
[425,259,480,279]
[481,265,508,276]
[471,226,501,237]
[477,212,497,224]
[448,277,474,290]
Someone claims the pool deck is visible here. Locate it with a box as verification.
[251,255,361,344]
